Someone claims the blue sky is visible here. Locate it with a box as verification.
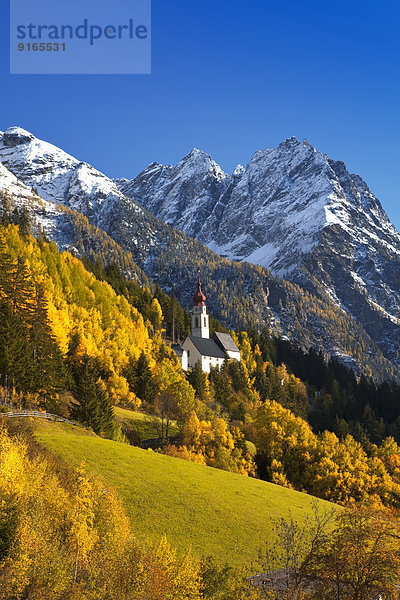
[1,0,399,228]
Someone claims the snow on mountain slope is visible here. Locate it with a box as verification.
[0,159,33,199]
[0,127,79,203]
[116,136,400,368]
[0,158,80,249]
[0,126,145,228]
[0,127,159,261]
[117,148,231,238]
[118,137,400,274]
[1,126,399,377]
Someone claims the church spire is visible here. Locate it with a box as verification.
[191,270,209,339]
[193,269,206,306]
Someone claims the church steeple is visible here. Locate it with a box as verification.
[193,270,206,306]
[191,270,209,338]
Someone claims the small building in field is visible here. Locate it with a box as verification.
[182,335,226,373]
[174,272,240,373]
[171,343,188,371]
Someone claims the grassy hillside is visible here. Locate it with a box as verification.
[114,406,179,443]
[35,420,337,568]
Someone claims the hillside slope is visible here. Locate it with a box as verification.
[117,138,400,370]
[35,420,335,568]
[0,129,398,381]
[0,222,191,407]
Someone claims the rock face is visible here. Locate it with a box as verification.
[0,126,131,220]
[117,137,400,368]
[1,126,399,378]
[3,127,35,147]
[117,149,231,239]
[118,137,399,272]
[0,126,155,263]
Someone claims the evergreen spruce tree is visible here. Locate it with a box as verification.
[126,351,157,404]
[28,284,66,403]
[211,368,231,407]
[188,360,209,401]
[254,365,269,401]
[71,356,114,436]
[1,256,33,318]
[0,194,12,225]
[0,252,34,396]
[12,207,31,239]
[0,300,31,398]
[97,385,115,437]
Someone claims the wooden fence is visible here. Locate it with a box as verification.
[0,410,79,426]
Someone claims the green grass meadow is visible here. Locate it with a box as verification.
[35,420,336,568]
[114,406,179,442]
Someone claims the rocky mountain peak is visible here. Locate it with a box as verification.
[1,128,400,376]
[185,147,209,159]
[232,164,245,177]
[3,126,35,147]
[177,148,228,182]
[280,135,301,147]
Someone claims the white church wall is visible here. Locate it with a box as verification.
[226,350,241,361]
[182,338,202,369]
[182,338,225,373]
[180,350,188,371]
[201,355,224,373]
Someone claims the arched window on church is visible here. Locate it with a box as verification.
[195,317,199,328]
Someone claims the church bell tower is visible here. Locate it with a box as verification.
[191,271,209,339]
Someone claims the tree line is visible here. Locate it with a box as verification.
[0,423,260,600]
[4,220,400,507]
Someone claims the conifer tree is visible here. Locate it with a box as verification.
[12,207,31,239]
[71,356,114,436]
[0,194,12,225]
[28,284,66,403]
[0,300,31,397]
[0,252,33,396]
[188,360,209,401]
[127,351,157,404]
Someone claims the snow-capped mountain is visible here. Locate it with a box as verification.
[118,138,400,275]
[0,126,144,228]
[117,137,400,367]
[116,148,242,244]
[0,126,399,379]
[0,126,163,263]
[0,158,70,243]
[116,149,231,239]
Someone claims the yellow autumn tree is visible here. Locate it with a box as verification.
[0,426,210,600]
[0,224,194,408]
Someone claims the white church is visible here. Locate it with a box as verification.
[172,273,241,373]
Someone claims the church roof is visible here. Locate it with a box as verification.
[213,332,240,353]
[171,343,186,356]
[187,336,226,358]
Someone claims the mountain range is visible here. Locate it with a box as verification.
[117,138,400,366]
[1,126,399,381]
